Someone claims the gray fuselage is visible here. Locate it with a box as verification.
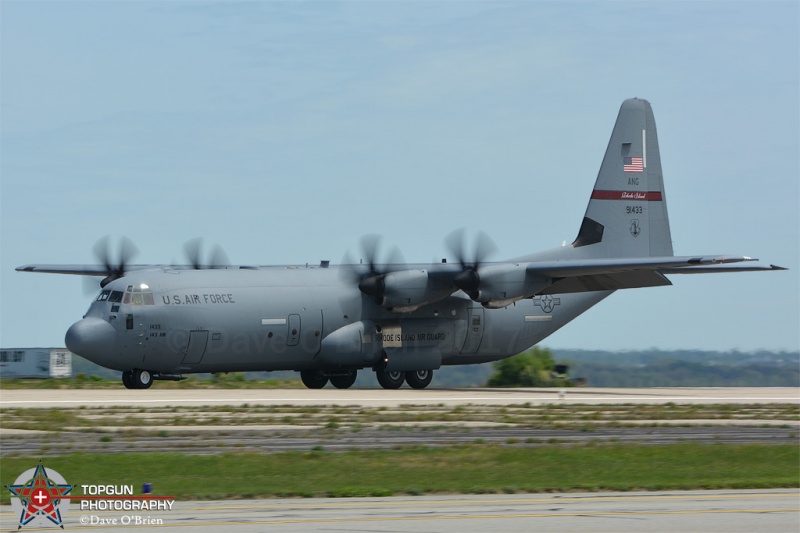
[70,265,609,375]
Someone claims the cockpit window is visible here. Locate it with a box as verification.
[109,291,124,303]
[97,289,125,303]
[121,283,155,306]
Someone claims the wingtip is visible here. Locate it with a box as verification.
[770,264,789,270]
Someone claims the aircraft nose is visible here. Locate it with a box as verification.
[65,318,116,362]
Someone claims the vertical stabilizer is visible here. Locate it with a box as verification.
[573,98,673,258]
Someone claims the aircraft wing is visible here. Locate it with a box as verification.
[17,265,113,276]
[15,264,169,276]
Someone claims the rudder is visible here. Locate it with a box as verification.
[573,98,673,258]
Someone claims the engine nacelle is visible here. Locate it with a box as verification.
[469,263,551,308]
[372,269,455,313]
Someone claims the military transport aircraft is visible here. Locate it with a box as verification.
[17,98,785,390]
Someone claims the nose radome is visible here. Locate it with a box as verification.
[65,318,116,363]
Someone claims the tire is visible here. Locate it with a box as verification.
[122,370,135,389]
[132,369,153,389]
[376,369,404,389]
[300,370,328,389]
[405,369,433,389]
[330,370,357,389]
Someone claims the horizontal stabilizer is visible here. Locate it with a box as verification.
[526,255,756,278]
[657,264,787,274]
[540,270,672,295]
[527,255,783,295]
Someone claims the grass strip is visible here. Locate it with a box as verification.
[2,443,797,501]
[3,404,797,431]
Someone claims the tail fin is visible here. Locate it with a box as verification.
[572,98,673,258]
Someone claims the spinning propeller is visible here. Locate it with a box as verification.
[94,236,139,288]
[342,234,404,303]
[85,236,231,296]
[183,238,230,270]
[445,228,498,300]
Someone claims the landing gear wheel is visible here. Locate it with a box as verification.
[405,369,433,389]
[376,369,404,389]
[122,370,135,389]
[300,370,329,389]
[330,370,357,389]
[132,369,153,389]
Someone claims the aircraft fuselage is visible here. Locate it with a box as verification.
[68,266,608,377]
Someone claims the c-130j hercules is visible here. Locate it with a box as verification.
[18,98,785,389]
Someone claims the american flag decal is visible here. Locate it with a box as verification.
[623,156,644,172]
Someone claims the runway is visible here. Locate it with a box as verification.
[2,390,797,531]
[1,490,797,532]
[2,387,798,408]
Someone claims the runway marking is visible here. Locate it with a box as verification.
[2,396,796,406]
[46,507,800,529]
[178,492,800,511]
[3,494,797,530]
[4,492,793,518]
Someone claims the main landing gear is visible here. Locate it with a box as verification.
[375,369,404,389]
[405,369,433,389]
[298,369,435,389]
[375,369,434,390]
[300,369,359,389]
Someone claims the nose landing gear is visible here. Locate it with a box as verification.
[122,369,153,389]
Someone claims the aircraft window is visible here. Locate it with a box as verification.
[109,291,124,303]
[120,286,153,306]
[96,290,111,302]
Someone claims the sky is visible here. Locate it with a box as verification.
[1,1,798,354]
